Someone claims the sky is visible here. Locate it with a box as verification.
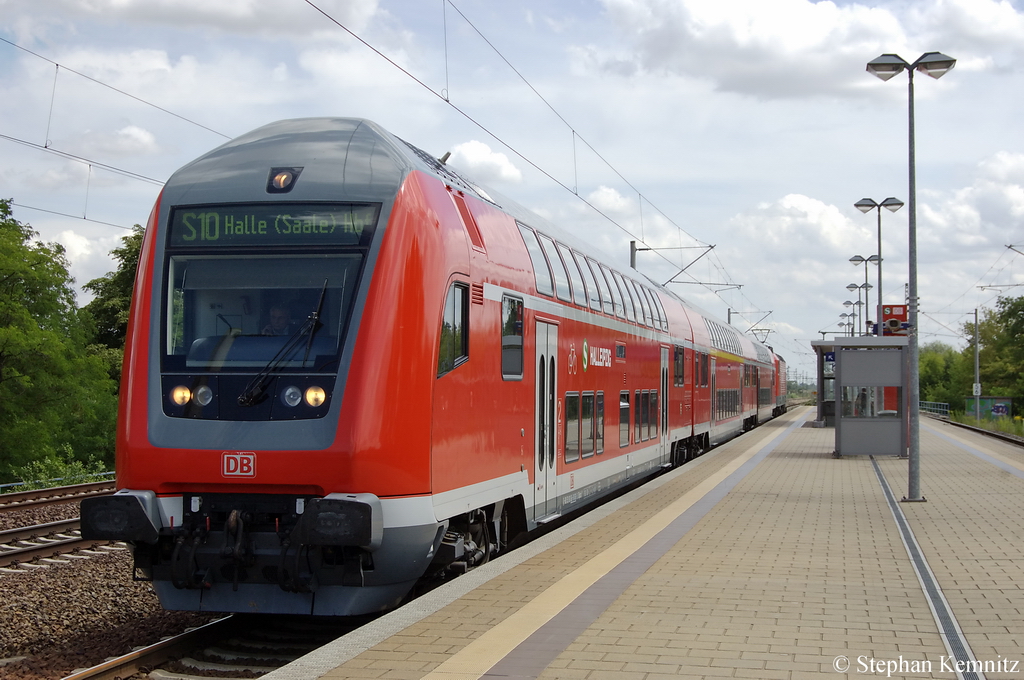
[2,0,1024,379]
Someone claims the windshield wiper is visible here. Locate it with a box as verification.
[237,279,328,407]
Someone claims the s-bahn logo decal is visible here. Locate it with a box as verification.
[223,452,256,477]
[583,339,612,371]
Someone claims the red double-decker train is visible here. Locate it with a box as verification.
[82,118,786,615]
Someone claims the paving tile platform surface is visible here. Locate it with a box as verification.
[266,408,1024,680]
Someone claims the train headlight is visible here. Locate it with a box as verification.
[282,385,303,408]
[193,385,214,406]
[170,385,191,406]
[305,386,326,407]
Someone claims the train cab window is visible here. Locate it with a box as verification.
[557,243,588,307]
[517,223,554,297]
[565,392,580,463]
[501,295,524,379]
[537,233,572,302]
[612,271,637,323]
[587,258,615,315]
[674,346,686,386]
[437,282,469,377]
[619,391,630,447]
[574,250,603,312]
[165,253,359,373]
[599,266,624,319]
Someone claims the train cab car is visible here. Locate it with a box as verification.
[81,118,786,616]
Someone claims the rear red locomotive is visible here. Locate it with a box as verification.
[82,118,786,615]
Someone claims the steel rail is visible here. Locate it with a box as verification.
[0,481,114,512]
[0,518,81,544]
[61,616,239,680]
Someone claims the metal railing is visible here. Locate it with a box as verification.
[920,401,950,418]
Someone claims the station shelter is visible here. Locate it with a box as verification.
[811,336,908,456]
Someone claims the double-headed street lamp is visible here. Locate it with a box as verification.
[866,51,955,501]
[854,198,903,335]
[850,255,880,333]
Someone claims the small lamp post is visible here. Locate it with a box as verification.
[855,198,904,334]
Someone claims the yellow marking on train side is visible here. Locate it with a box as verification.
[420,416,798,680]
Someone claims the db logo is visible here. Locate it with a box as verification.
[222,452,256,477]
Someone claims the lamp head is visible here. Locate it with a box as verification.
[914,52,956,79]
[881,197,904,212]
[867,54,909,81]
[854,198,878,213]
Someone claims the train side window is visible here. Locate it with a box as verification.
[557,243,588,307]
[581,392,595,458]
[517,223,554,297]
[642,286,661,329]
[651,390,659,438]
[674,346,686,386]
[599,265,624,318]
[501,295,524,380]
[649,289,668,331]
[629,279,652,327]
[537,234,572,302]
[612,271,637,323]
[437,282,469,377]
[565,392,580,463]
[574,250,603,312]
[587,258,615,315]
[619,391,630,447]
[641,390,651,441]
[658,296,669,331]
[634,389,642,442]
[596,391,605,454]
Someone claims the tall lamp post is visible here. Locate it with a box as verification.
[854,197,904,335]
[867,51,955,501]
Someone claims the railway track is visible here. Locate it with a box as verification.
[62,614,363,680]
[0,518,118,569]
[0,480,114,512]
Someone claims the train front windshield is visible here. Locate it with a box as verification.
[161,203,377,374]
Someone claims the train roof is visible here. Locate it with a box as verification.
[162,116,779,363]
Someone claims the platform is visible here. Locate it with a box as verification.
[265,407,1024,679]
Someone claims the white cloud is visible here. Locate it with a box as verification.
[594,0,1024,98]
[449,141,523,184]
[36,0,380,38]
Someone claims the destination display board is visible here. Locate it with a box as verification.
[168,203,379,248]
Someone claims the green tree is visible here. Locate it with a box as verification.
[0,199,117,482]
[918,341,972,412]
[971,297,1024,414]
[83,225,143,351]
[82,225,143,384]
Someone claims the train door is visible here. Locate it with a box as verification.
[660,346,670,464]
[710,357,718,429]
[534,321,558,521]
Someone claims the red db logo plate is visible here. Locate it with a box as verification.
[222,452,256,477]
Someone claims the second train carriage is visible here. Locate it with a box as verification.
[82,118,786,615]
